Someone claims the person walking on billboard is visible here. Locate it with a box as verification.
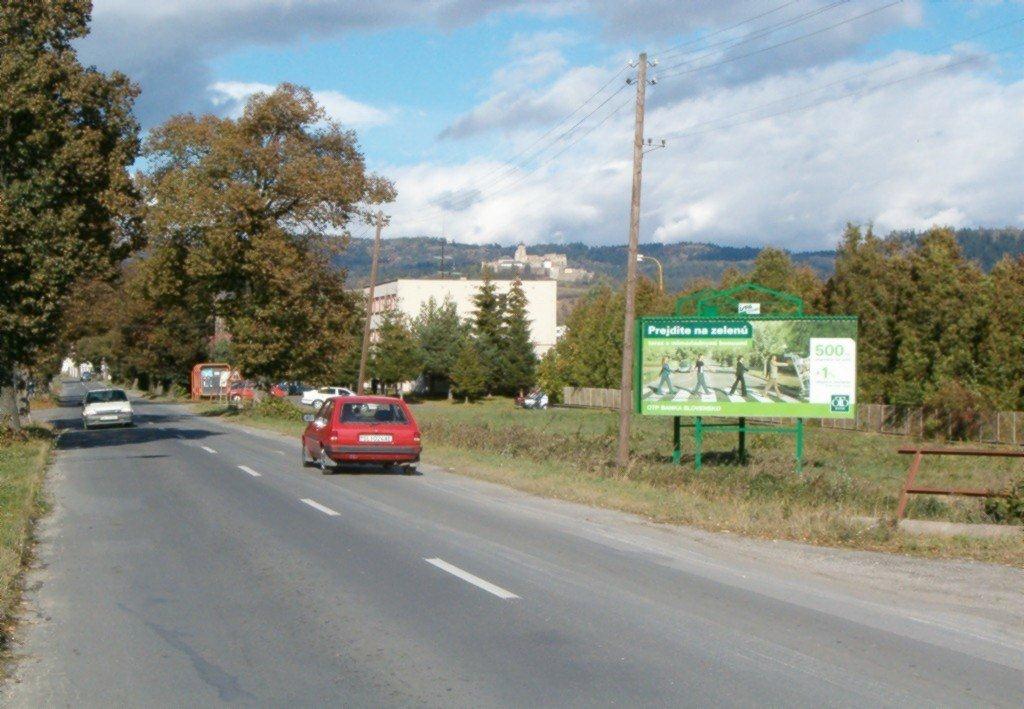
[693,353,712,395]
[764,354,783,397]
[728,355,747,397]
[657,356,676,396]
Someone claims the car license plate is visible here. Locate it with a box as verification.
[101,415,118,421]
[359,434,392,443]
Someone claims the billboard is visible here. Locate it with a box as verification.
[636,316,857,418]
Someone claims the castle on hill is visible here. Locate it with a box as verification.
[481,243,593,282]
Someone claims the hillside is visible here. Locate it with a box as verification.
[336,227,1024,290]
[336,237,834,291]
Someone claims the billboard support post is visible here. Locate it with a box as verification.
[796,418,805,474]
[672,416,682,464]
[737,416,746,464]
[636,283,856,473]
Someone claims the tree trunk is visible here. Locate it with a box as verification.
[0,367,21,434]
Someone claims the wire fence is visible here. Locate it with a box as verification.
[562,388,1024,445]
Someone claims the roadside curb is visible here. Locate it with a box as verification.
[851,515,1022,539]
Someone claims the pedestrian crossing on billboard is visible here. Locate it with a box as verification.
[643,385,803,405]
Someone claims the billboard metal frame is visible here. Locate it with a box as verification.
[634,283,857,473]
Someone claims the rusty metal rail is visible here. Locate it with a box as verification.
[895,446,1018,519]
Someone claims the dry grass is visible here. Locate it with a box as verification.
[0,428,53,643]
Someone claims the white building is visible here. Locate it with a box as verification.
[365,278,558,356]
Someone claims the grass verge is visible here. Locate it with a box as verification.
[0,428,53,644]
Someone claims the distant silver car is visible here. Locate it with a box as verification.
[300,386,353,409]
[82,388,133,429]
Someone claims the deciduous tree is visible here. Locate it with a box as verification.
[141,84,392,383]
[0,0,140,429]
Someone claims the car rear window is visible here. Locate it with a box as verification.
[85,390,128,403]
[339,403,408,424]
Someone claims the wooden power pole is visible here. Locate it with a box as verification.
[357,211,387,395]
[616,53,650,468]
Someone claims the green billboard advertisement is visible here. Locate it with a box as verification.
[636,316,857,418]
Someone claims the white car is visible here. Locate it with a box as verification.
[523,391,549,409]
[82,388,133,429]
[300,386,353,409]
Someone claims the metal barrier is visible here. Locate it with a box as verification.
[895,446,1019,519]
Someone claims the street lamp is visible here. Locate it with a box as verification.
[636,253,664,293]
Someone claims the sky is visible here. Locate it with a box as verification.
[78,1,1024,251]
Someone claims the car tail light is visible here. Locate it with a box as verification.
[413,434,421,443]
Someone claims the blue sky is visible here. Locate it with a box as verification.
[80,1,1024,248]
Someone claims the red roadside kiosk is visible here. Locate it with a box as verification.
[190,363,235,400]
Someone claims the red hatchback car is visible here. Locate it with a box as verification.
[301,396,421,472]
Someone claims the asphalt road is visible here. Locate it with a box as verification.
[5,381,1024,706]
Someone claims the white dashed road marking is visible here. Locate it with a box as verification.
[300,499,340,516]
[238,465,261,477]
[201,446,217,454]
[424,558,519,600]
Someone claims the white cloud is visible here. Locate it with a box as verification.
[81,1,920,125]
[389,48,1024,250]
[439,2,922,139]
[208,81,392,127]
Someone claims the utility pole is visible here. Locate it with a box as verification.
[616,53,652,468]
[357,211,387,395]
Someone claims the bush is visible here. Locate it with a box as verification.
[922,380,993,440]
[984,479,1024,524]
[166,382,187,400]
[248,396,304,421]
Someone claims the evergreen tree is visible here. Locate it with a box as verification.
[370,310,422,396]
[978,256,1024,408]
[746,248,823,310]
[821,224,907,402]
[471,269,507,394]
[451,340,487,403]
[1,1,141,430]
[413,297,466,394]
[891,228,986,405]
[501,279,538,394]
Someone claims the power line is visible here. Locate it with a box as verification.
[652,0,805,58]
[396,1,897,232]
[661,39,1024,144]
[657,1,902,81]
[413,1,894,225]
[408,80,633,222]
[656,15,1024,142]
[394,65,631,230]
[657,0,851,67]
[411,1,869,222]
[392,92,634,234]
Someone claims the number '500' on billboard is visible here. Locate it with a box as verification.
[635,316,857,418]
